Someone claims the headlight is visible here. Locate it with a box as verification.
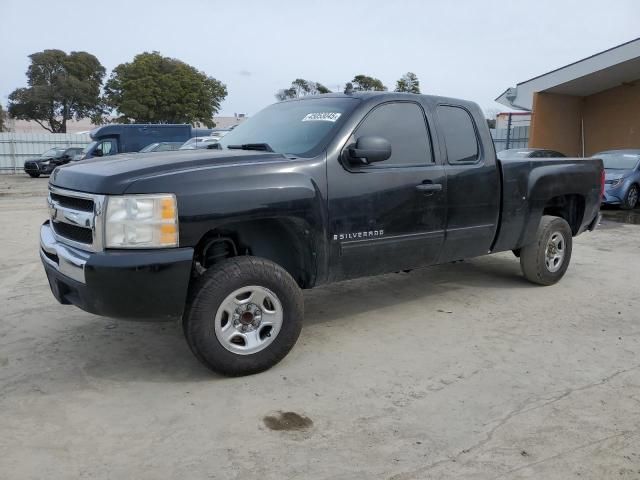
[41,160,50,166]
[610,178,624,187]
[105,194,178,248]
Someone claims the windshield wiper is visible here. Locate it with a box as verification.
[227,143,274,152]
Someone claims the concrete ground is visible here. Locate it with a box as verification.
[1,174,639,480]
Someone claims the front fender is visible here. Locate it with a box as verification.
[123,157,329,284]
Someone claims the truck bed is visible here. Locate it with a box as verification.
[492,157,603,253]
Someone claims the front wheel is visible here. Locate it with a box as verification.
[183,256,303,376]
[28,172,40,178]
[519,215,573,286]
[621,184,639,210]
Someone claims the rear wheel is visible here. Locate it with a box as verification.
[520,215,573,286]
[621,184,639,210]
[183,256,303,376]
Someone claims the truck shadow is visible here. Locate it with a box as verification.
[304,254,529,326]
[36,255,527,385]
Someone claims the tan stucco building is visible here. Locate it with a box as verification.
[496,38,640,157]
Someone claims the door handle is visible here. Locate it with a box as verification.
[415,182,442,193]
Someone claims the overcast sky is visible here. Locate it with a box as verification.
[1,0,638,117]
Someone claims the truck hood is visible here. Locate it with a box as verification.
[50,149,289,194]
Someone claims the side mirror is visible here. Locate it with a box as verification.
[348,136,392,165]
[93,149,103,157]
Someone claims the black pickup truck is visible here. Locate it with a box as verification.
[40,93,603,376]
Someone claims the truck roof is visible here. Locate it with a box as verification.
[89,123,192,138]
[278,92,480,109]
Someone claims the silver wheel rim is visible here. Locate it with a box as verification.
[214,286,283,355]
[545,231,565,273]
[628,187,638,207]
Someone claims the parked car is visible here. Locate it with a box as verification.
[596,149,640,209]
[497,148,566,160]
[179,131,231,150]
[23,147,84,178]
[81,124,212,159]
[211,128,231,137]
[179,136,221,150]
[40,92,603,376]
[139,142,184,153]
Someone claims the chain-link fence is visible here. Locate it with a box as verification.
[0,133,91,173]
[491,125,530,153]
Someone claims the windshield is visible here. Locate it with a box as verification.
[40,148,65,158]
[596,152,640,170]
[179,137,205,150]
[140,143,160,153]
[218,97,360,157]
[82,141,97,154]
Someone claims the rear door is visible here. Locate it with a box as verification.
[327,101,447,280]
[435,104,500,262]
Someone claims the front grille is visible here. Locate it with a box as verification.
[48,187,105,251]
[24,162,38,171]
[52,221,93,244]
[50,192,94,212]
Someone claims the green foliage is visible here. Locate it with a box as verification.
[8,49,106,133]
[394,72,420,94]
[349,75,387,92]
[275,79,331,100]
[0,104,6,132]
[104,52,227,127]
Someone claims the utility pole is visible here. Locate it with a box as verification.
[505,113,512,150]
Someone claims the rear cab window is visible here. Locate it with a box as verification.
[437,105,481,164]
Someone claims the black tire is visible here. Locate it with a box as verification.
[621,184,639,210]
[183,256,303,376]
[520,215,573,286]
[28,172,40,178]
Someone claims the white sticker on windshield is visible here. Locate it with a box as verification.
[302,112,342,122]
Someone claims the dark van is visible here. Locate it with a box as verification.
[81,124,212,159]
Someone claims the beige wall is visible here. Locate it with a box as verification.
[529,82,640,157]
[583,82,640,156]
[529,92,583,157]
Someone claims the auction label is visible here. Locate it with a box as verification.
[302,112,342,122]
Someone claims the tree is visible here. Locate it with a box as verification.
[0,104,6,132]
[275,78,330,100]
[8,49,106,133]
[349,75,387,92]
[394,72,420,93]
[104,52,227,127]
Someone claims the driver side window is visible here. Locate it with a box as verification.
[354,102,433,167]
[97,140,116,156]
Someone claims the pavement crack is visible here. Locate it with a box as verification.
[489,431,638,479]
[387,364,640,480]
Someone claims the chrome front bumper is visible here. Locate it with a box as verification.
[40,222,90,283]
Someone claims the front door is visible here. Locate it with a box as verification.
[327,101,447,281]
[94,138,118,157]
